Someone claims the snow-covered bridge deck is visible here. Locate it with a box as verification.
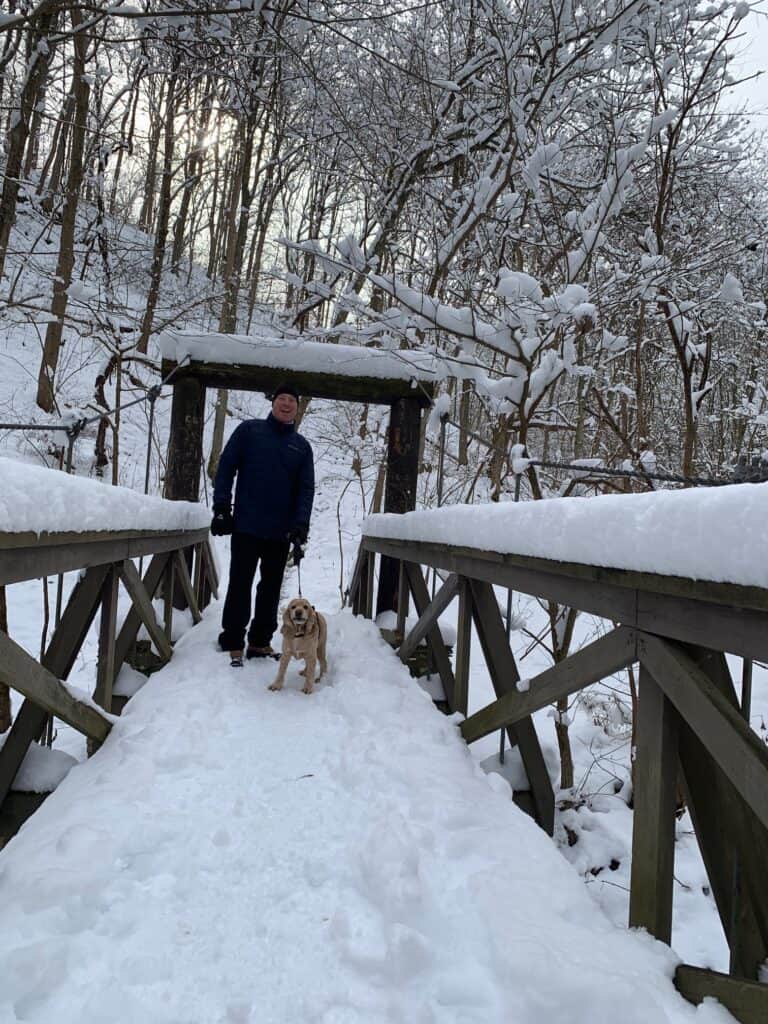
[0,604,729,1024]
[358,483,768,1023]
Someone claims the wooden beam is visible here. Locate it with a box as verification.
[362,536,768,661]
[468,579,554,835]
[173,548,202,624]
[0,631,111,742]
[0,565,112,806]
[461,627,637,744]
[164,376,206,503]
[405,562,456,709]
[453,578,472,717]
[628,665,679,943]
[161,359,435,406]
[675,965,768,1024]
[114,553,170,675]
[118,558,173,662]
[346,543,365,613]
[398,573,460,662]
[377,398,423,614]
[638,633,768,832]
[203,538,219,598]
[0,528,209,588]
[93,566,119,713]
[163,556,175,642]
[395,561,409,640]
[677,648,768,978]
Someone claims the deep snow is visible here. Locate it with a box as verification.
[0,588,735,1024]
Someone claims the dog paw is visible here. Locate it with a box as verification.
[268,682,283,692]
[302,685,314,695]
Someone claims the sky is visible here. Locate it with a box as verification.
[727,4,768,123]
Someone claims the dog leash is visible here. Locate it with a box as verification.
[293,540,304,597]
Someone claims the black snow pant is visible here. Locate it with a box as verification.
[219,533,290,652]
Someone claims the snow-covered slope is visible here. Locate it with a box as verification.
[0,595,733,1024]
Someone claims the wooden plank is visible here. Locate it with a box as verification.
[93,566,119,713]
[675,965,768,1024]
[174,548,202,624]
[678,648,768,978]
[361,536,768,614]
[363,551,375,620]
[118,558,173,661]
[163,556,175,642]
[0,529,209,587]
[0,701,50,807]
[346,543,365,613]
[362,537,768,660]
[628,665,679,943]
[202,538,219,599]
[398,573,460,662]
[453,578,472,717]
[113,553,170,675]
[638,634,768,832]
[405,562,456,709]
[0,565,112,807]
[161,359,435,407]
[461,627,637,744]
[469,579,554,835]
[193,542,205,609]
[395,561,409,640]
[0,631,111,742]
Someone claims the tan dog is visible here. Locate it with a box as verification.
[268,598,328,694]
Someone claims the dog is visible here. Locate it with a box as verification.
[268,597,328,694]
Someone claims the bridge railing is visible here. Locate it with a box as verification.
[350,534,768,1024]
[0,524,217,837]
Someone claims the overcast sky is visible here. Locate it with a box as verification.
[727,4,768,122]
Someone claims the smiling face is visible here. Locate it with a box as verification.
[272,392,298,424]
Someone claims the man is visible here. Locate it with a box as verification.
[211,383,314,667]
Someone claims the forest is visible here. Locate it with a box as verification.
[0,0,765,495]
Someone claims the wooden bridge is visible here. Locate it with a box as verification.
[353,516,768,1024]
[0,498,215,840]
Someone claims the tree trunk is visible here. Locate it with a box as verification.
[137,69,177,354]
[35,10,90,412]
[0,7,58,280]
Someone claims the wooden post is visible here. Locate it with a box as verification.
[165,377,206,611]
[93,566,118,714]
[165,377,206,502]
[453,578,472,717]
[376,398,422,615]
[629,664,679,943]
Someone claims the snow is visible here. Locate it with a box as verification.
[0,457,209,536]
[0,735,77,793]
[364,482,768,589]
[157,330,441,384]
[0,599,734,1023]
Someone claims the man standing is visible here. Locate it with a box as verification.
[211,384,314,667]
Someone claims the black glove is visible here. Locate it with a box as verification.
[288,524,308,546]
[288,525,308,563]
[210,506,233,536]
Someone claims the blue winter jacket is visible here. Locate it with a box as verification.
[213,414,314,539]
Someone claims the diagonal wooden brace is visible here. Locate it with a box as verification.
[0,630,111,743]
[461,627,637,744]
[637,632,768,833]
[118,558,173,662]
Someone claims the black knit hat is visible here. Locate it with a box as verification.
[271,382,300,403]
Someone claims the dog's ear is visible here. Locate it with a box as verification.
[281,605,292,630]
[306,605,318,634]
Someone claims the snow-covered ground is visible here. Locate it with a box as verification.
[0,558,736,1023]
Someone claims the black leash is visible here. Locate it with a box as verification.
[293,540,304,596]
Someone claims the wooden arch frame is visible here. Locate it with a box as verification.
[160,354,435,614]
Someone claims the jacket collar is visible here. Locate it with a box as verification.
[267,412,295,434]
